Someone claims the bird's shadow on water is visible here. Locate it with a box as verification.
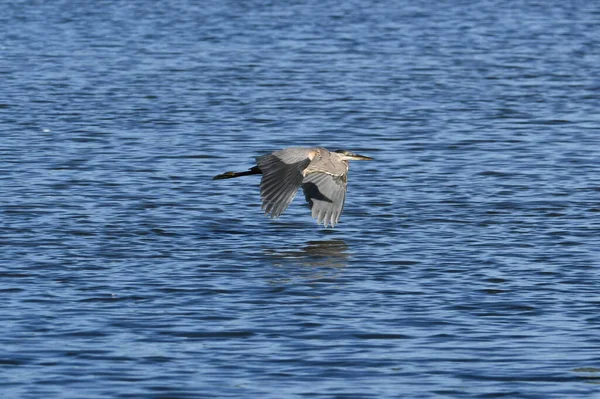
[263,238,350,269]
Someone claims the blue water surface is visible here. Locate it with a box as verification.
[1,1,600,398]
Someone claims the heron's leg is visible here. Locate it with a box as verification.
[213,166,262,180]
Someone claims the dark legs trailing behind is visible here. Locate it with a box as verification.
[213,166,262,180]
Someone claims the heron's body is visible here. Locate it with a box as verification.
[213,147,372,227]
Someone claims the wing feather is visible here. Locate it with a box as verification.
[301,172,347,227]
[256,149,313,218]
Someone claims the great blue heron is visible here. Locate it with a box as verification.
[213,147,373,227]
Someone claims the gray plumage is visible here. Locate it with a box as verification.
[213,147,373,227]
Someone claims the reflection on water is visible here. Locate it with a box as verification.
[265,239,350,268]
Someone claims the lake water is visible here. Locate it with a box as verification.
[1,1,600,398]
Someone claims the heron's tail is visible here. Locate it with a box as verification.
[213,166,262,180]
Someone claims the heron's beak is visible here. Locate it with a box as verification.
[348,153,373,161]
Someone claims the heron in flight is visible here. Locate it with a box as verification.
[213,147,373,227]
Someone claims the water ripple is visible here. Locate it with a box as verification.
[1,0,600,398]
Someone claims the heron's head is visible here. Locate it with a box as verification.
[334,149,373,161]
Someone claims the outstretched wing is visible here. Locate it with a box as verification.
[301,172,347,227]
[257,148,314,218]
